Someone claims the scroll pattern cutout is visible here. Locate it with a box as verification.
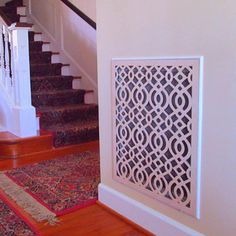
[113,59,201,216]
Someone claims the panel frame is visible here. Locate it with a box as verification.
[111,57,203,218]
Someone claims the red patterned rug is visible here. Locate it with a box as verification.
[0,151,100,224]
[0,194,39,235]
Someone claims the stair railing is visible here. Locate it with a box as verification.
[0,22,14,102]
[0,16,37,137]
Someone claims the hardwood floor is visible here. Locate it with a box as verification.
[0,141,152,236]
[0,141,100,171]
[38,203,151,236]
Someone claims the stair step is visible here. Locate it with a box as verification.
[61,64,70,75]
[42,42,50,51]
[29,41,43,52]
[29,31,42,42]
[30,63,63,77]
[5,0,23,7]
[0,6,17,14]
[0,1,25,25]
[0,8,20,24]
[0,130,53,158]
[51,52,60,63]
[30,51,52,64]
[31,75,74,92]
[0,5,25,15]
[19,15,27,23]
[16,6,26,15]
[47,120,99,147]
[38,104,98,127]
[32,89,86,107]
[29,41,50,52]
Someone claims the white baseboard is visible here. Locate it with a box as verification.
[98,184,204,236]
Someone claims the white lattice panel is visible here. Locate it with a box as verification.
[112,58,202,217]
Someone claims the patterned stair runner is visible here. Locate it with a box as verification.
[1,0,99,147]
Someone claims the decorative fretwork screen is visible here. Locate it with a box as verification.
[112,58,202,218]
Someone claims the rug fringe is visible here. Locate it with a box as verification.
[0,173,59,225]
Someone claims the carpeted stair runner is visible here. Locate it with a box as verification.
[1,0,99,147]
[0,8,19,25]
[31,75,74,91]
[5,0,23,7]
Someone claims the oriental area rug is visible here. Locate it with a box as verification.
[0,151,100,225]
[0,194,39,235]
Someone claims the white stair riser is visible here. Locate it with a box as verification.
[17,6,26,15]
[42,44,50,52]
[34,34,42,42]
[84,92,94,104]
[19,16,27,23]
[51,54,60,63]
[72,79,81,89]
[61,66,70,76]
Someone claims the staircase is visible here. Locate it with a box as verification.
[0,0,99,147]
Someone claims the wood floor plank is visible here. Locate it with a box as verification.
[0,142,152,236]
[0,141,99,171]
[39,204,150,236]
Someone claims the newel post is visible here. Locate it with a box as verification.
[9,23,37,137]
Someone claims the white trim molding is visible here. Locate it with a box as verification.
[111,57,203,218]
[99,184,204,236]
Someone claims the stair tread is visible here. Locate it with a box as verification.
[30,51,52,55]
[37,103,97,113]
[6,0,23,7]
[46,120,98,132]
[30,62,63,76]
[29,31,42,35]
[0,6,17,11]
[38,104,98,128]
[29,41,49,45]
[29,51,53,64]
[30,41,43,44]
[32,89,85,96]
[31,75,74,80]
[31,63,62,66]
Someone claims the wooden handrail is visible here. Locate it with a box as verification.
[61,0,96,30]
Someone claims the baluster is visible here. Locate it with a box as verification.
[0,25,4,86]
[4,27,11,92]
[9,31,15,98]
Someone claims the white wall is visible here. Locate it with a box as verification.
[69,0,96,22]
[25,0,98,102]
[97,1,236,236]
